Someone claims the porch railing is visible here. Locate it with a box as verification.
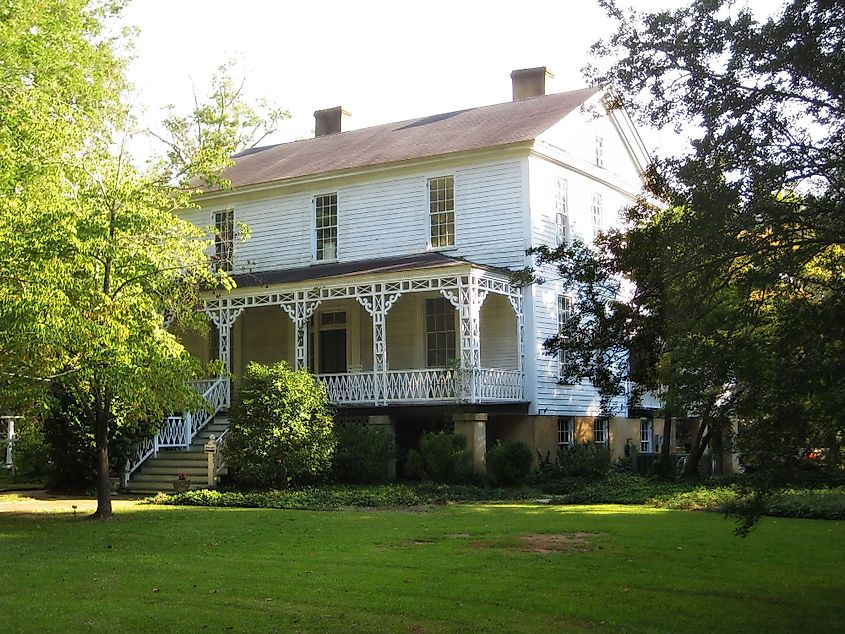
[316,368,522,405]
[125,377,228,482]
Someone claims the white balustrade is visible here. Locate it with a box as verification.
[317,368,521,405]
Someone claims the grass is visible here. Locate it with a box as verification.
[1,497,843,632]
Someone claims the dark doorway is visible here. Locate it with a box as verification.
[319,328,347,373]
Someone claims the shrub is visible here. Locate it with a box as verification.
[223,362,336,489]
[333,422,394,484]
[556,442,611,479]
[486,441,532,485]
[403,432,473,483]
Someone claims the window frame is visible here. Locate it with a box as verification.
[427,175,456,249]
[424,296,457,368]
[313,192,339,262]
[558,416,574,450]
[557,295,573,379]
[554,177,569,247]
[595,135,604,168]
[590,192,603,240]
[640,418,654,453]
[213,208,234,272]
[593,418,608,445]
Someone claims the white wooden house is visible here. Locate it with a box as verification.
[125,68,661,490]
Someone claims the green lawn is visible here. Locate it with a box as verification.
[0,501,842,632]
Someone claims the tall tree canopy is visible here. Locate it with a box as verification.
[0,1,286,517]
[527,0,843,529]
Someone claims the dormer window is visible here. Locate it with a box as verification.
[595,135,604,168]
[213,208,234,272]
[428,175,455,248]
[314,193,338,261]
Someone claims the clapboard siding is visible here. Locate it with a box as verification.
[480,294,519,369]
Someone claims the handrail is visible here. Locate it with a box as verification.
[124,377,228,483]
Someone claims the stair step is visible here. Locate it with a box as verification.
[140,466,209,476]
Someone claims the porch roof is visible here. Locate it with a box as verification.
[228,252,513,289]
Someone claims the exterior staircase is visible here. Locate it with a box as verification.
[126,417,229,495]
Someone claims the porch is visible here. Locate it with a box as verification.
[180,253,525,407]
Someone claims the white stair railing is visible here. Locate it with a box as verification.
[124,377,228,483]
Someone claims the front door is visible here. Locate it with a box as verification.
[319,328,347,374]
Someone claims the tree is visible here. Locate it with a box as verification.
[531,0,845,531]
[0,3,288,518]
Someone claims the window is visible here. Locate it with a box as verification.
[428,175,455,248]
[640,418,653,453]
[314,193,338,261]
[593,418,608,445]
[557,295,573,377]
[595,135,604,167]
[558,417,574,450]
[554,178,569,246]
[591,192,603,240]
[213,209,234,271]
[425,297,456,367]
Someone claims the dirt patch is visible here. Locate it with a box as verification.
[519,532,600,553]
[446,532,472,539]
[0,490,146,515]
[471,532,600,554]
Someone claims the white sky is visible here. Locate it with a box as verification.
[121,0,784,156]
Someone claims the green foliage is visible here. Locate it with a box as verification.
[223,362,335,489]
[332,423,394,484]
[486,441,532,485]
[403,432,473,483]
[556,442,611,479]
[9,418,48,481]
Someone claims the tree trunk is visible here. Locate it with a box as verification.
[660,415,673,456]
[683,419,711,477]
[91,386,112,519]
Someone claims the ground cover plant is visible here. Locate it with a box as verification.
[0,496,842,632]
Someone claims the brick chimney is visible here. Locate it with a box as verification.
[510,67,554,100]
[314,106,350,137]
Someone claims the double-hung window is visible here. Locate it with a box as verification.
[425,297,456,367]
[428,175,455,248]
[558,417,574,450]
[558,295,573,378]
[213,209,234,272]
[595,135,604,168]
[591,192,603,240]
[314,193,338,261]
[593,418,608,445]
[554,178,569,246]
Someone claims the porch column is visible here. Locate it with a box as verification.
[356,284,402,406]
[211,301,243,407]
[453,412,487,475]
[281,291,322,371]
[458,275,486,402]
[508,291,525,400]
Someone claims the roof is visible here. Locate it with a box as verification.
[219,87,599,189]
[227,252,511,289]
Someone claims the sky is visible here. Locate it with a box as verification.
[120,0,783,156]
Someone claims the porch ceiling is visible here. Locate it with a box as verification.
[226,252,513,290]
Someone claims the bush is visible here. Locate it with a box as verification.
[556,442,611,479]
[486,441,532,485]
[333,422,394,484]
[223,362,336,489]
[403,432,473,483]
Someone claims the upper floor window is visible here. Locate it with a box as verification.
[593,418,608,445]
[213,208,234,272]
[591,192,603,240]
[640,418,654,453]
[425,297,456,367]
[428,175,455,248]
[554,178,569,246]
[558,416,574,450]
[314,193,338,261]
[557,295,573,378]
[595,135,604,168]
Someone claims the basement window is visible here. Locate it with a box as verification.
[593,418,608,445]
[558,417,574,450]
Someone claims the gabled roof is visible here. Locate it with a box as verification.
[220,87,600,189]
